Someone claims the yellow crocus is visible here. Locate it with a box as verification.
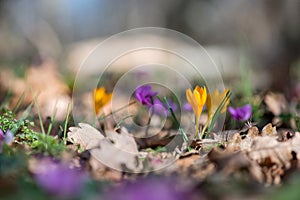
[94,87,112,115]
[186,86,207,138]
[206,89,230,120]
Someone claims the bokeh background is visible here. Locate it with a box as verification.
[0,0,299,96]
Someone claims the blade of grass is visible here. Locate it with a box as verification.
[162,97,188,142]
[12,91,26,113]
[97,100,136,120]
[114,114,134,130]
[30,89,45,135]
[63,102,71,144]
[47,101,57,135]
[19,102,33,121]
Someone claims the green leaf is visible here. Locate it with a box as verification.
[162,97,189,142]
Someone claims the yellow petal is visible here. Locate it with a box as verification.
[206,93,212,118]
[94,87,112,115]
[220,89,230,113]
[193,90,201,118]
[186,89,199,118]
[201,86,207,106]
[206,88,230,118]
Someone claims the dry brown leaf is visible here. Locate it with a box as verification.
[247,132,300,184]
[247,126,260,137]
[264,92,287,116]
[226,127,259,151]
[90,139,142,172]
[175,154,201,171]
[208,148,264,182]
[68,123,143,172]
[105,128,139,154]
[68,123,105,149]
[261,123,277,136]
[226,133,242,151]
[290,132,300,161]
[248,136,288,167]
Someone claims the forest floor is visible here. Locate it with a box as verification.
[1,61,300,200]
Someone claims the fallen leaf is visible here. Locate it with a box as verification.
[68,123,104,149]
[247,132,300,184]
[105,128,139,154]
[261,123,277,136]
[264,92,287,116]
[226,133,242,151]
[68,123,142,172]
[90,139,142,172]
[225,127,259,151]
[208,148,263,182]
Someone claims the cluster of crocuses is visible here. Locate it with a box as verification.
[186,86,231,138]
[93,84,252,139]
[186,86,252,138]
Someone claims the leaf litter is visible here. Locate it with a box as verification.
[1,64,300,199]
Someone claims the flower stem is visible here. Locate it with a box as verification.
[163,97,188,142]
[200,119,209,139]
[145,107,154,137]
[97,100,136,121]
[195,116,200,139]
[63,103,71,145]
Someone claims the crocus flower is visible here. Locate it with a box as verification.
[151,98,177,116]
[228,104,252,121]
[105,177,187,200]
[135,85,158,107]
[182,102,192,112]
[206,89,230,120]
[0,129,14,153]
[186,86,207,138]
[94,87,112,115]
[34,159,86,198]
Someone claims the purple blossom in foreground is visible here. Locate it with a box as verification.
[34,159,85,198]
[151,99,177,116]
[135,85,158,107]
[183,102,193,112]
[0,129,14,153]
[105,177,187,200]
[228,104,252,121]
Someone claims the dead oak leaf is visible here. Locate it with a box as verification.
[248,136,290,168]
[68,123,142,172]
[105,128,139,154]
[247,132,300,184]
[68,123,104,149]
[208,148,264,182]
[226,126,259,151]
[261,123,277,136]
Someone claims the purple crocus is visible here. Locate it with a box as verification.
[0,129,14,153]
[228,104,252,121]
[151,99,177,116]
[135,85,158,107]
[182,102,193,112]
[105,177,187,200]
[34,159,86,198]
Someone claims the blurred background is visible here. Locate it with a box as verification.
[0,0,299,97]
